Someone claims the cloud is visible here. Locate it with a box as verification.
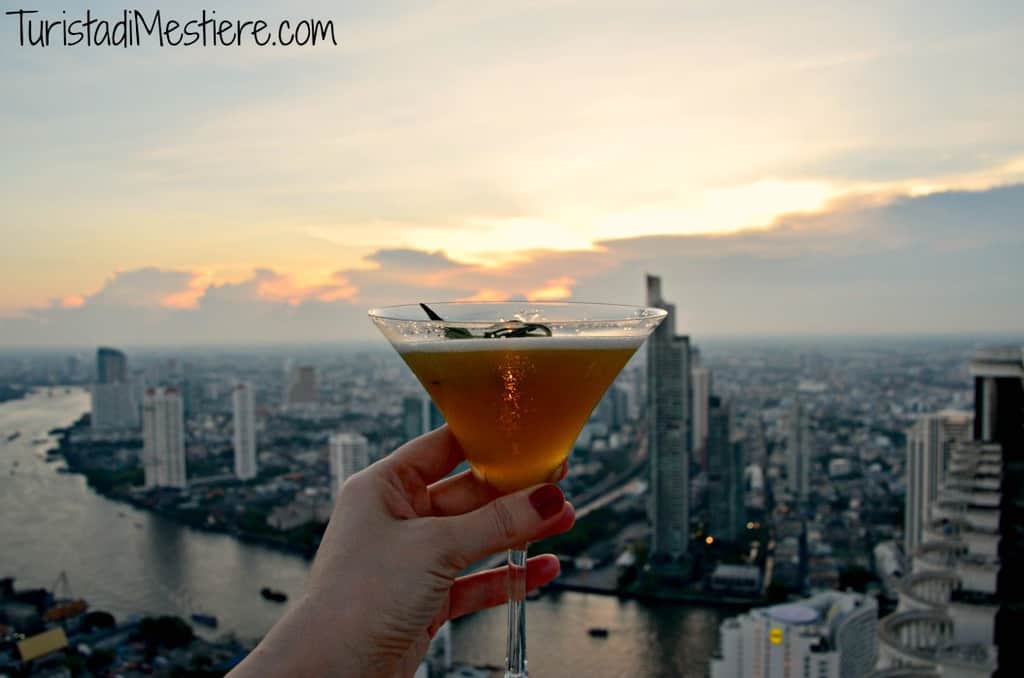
[1,184,1022,346]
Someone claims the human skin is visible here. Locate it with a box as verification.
[228,425,576,677]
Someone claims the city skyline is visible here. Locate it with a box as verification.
[3,1,1024,344]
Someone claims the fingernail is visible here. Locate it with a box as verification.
[529,484,564,520]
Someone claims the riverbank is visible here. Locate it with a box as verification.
[51,415,324,560]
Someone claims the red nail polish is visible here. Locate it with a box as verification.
[529,484,564,520]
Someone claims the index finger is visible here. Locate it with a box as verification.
[385,424,465,485]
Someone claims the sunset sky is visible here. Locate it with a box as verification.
[2,1,1022,344]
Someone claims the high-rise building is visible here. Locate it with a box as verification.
[971,347,1023,674]
[904,411,972,556]
[142,387,187,489]
[707,396,745,543]
[788,399,811,502]
[402,393,446,441]
[285,365,318,407]
[96,347,127,384]
[90,347,139,430]
[646,274,691,562]
[692,366,712,469]
[402,395,425,441]
[712,591,878,678]
[329,432,370,501]
[427,396,445,430]
[873,347,1022,677]
[232,383,258,481]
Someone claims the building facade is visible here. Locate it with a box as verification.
[904,411,973,557]
[707,396,746,543]
[142,387,187,489]
[285,365,318,407]
[329,432,371,501]
[692,366,712,469]
[712,591,878,678]
[788,399,811,502]
[91,347,139,430]
[873,347,1023,677]
[645,274,691,562]
[232,382,258,481]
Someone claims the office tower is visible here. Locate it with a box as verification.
[691,366,712,469]
[403,393,445,441]
[712,592,878,678]
[646,274,691,562]
[142,387,187,489]
[329,432,370,501]
[427,396,445,430]
[402,395,425,440]
[232,383,258,481]
[788,399,811,501]
[596,384,629,430]
[90,347,139,430]
[96,347,127,384]
[904,411,972,556]
[707,397,745,543]
[285,365,318,407]
[873,347,1022,677]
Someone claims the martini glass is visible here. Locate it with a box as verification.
[369,301,666,677]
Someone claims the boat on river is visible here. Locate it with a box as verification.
[260,587,288,603]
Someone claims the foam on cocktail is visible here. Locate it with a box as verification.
[396,334,645,354]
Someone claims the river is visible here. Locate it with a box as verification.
[0,389,722,677]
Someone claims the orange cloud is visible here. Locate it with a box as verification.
[459,288,509,301]
[161,271,216,309]
[61,295,85,308]
[256,272,357,305]
[527,276,574,301]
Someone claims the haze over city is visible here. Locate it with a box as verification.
[3,1,1023,344]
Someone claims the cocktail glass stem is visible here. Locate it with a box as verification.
[505,545,528,677]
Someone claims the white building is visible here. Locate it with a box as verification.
[142,387,187,489]
[788,399,811,501]
[873,441,1000,677]
[712,591,878,678]
[904,411,972,556]
[691,366,711,467]
[329,432,370,501]
[232,382,258,481]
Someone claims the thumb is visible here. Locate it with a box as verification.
[435,484,574,568]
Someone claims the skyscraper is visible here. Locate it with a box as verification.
[96,347,127,384]
[903,411,972,556]
[713,592,878,678]
[873,347,1022,676]
[691,366,712,469]
[142,387,187,489]
[646,274,691,562]
[91,347,139,430]
[970,347,1024,673]
[285,365,318,407]
[787,399,811,502]
[233,382,258,481]
[707,396,745,543]
[402,395,425,441]
[402,393,445,441]
[329,432,370,501]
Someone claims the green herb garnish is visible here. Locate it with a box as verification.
[419,303,552,339]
